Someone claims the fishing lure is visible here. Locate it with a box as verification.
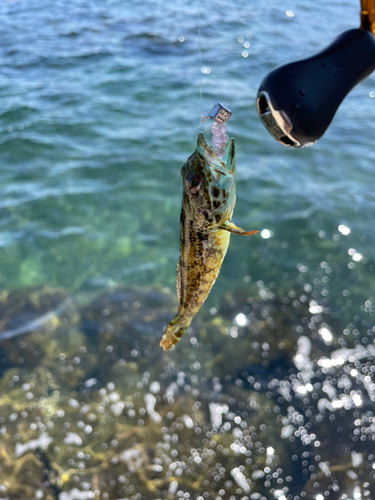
[160,104,258,351]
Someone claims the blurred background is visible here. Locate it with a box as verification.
[0,0,375,499]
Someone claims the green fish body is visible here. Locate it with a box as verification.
[160,132,257,351]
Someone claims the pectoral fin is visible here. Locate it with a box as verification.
[219,220,259,236]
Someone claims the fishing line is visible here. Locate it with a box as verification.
[198,0,203,127]
[196,0,231,150]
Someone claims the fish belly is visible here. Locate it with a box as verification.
[160,227,230,350]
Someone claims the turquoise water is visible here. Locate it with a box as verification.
[1,1,375,499]
[1,0,374,299]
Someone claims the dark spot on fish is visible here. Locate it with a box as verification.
[197,232,208,242]
[222,189,226,197]
[215,213,222,223]
[180,298,191,309]
[202,210,209,221]
[211,186,220,197]
[197,152,206,164]
[213,200,221,209]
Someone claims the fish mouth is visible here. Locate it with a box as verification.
[196,132,235,175]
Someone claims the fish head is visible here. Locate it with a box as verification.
[181,132,236,229]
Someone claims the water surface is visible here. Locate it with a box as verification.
[0,1,375,499]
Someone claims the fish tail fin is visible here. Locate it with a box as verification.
[160,314,190,351]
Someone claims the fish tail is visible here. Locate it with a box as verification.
[160,314,191,351]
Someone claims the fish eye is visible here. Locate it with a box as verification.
[188,175,201,193]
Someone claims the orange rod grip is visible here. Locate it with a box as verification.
[361,0,375,35]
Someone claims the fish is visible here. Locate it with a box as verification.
[160,132,258,351]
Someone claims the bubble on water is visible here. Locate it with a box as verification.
[201,66,211,74]
[286,10,295,17]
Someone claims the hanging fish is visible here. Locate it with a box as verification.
[160,131,257,351]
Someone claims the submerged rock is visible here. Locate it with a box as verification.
[0,287,97,389]
[0,284,373,499]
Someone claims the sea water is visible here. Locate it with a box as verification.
[0,0,375,498]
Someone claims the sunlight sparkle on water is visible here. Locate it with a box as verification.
[352,393,362,407]
[353,485,362,499]
[261,229,273,239]
[331,399,343,409]
[230,468,250,493]
[348,247,363,261]
[319,327,333,344]
[338,224,351,235]
[234,312,248,326]
[275,491,287,500]
[309,301,323,314]
[286,10,295,17]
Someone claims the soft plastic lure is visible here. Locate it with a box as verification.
[160,129,257,351]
